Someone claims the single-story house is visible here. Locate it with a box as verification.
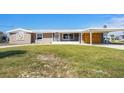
[8,28,124,45]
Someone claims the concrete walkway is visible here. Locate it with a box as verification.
[0,44,124,50]
[0,44,45,48]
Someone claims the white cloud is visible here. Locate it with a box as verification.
[108,17,124,28]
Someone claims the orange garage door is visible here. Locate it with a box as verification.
[83,33,103,44]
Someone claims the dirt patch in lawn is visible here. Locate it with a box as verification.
[18,53,77,78]
[37,53,58,62]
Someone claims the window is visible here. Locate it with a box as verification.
[63,34,68,40]
[37,34,43,40]
[62,33,74,40]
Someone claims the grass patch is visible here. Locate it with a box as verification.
[0,45,124,78]
[111,40,124,44]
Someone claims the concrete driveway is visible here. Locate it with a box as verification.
[93,44,124,50]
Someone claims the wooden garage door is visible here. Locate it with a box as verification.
[83,33,103,44]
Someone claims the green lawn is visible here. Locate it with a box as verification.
[111,40,124,44]
[0,45,124,78]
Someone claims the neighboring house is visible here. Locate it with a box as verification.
[0,32,3,43]
[8,28,124,45]
[116,35,124,40]
[0,32,7,43]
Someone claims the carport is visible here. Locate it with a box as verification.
[82,28,124,45]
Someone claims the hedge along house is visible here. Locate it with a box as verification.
[8,28,124,45]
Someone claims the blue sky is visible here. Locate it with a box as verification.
[0,14,124,32]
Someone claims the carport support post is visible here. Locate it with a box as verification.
[81,33,82,44]
[90,31,92,45]
[35,33,37,43]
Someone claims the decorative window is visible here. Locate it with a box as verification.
[37,34,43,40]
[16,32,25,41]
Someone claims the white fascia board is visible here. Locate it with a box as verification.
[82,28,124,33]
[33,29,84,33]
[7,28,33,33]
[7,28,124,34]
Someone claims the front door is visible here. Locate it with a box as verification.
[53,33,60,41]
[31,33,36,43]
